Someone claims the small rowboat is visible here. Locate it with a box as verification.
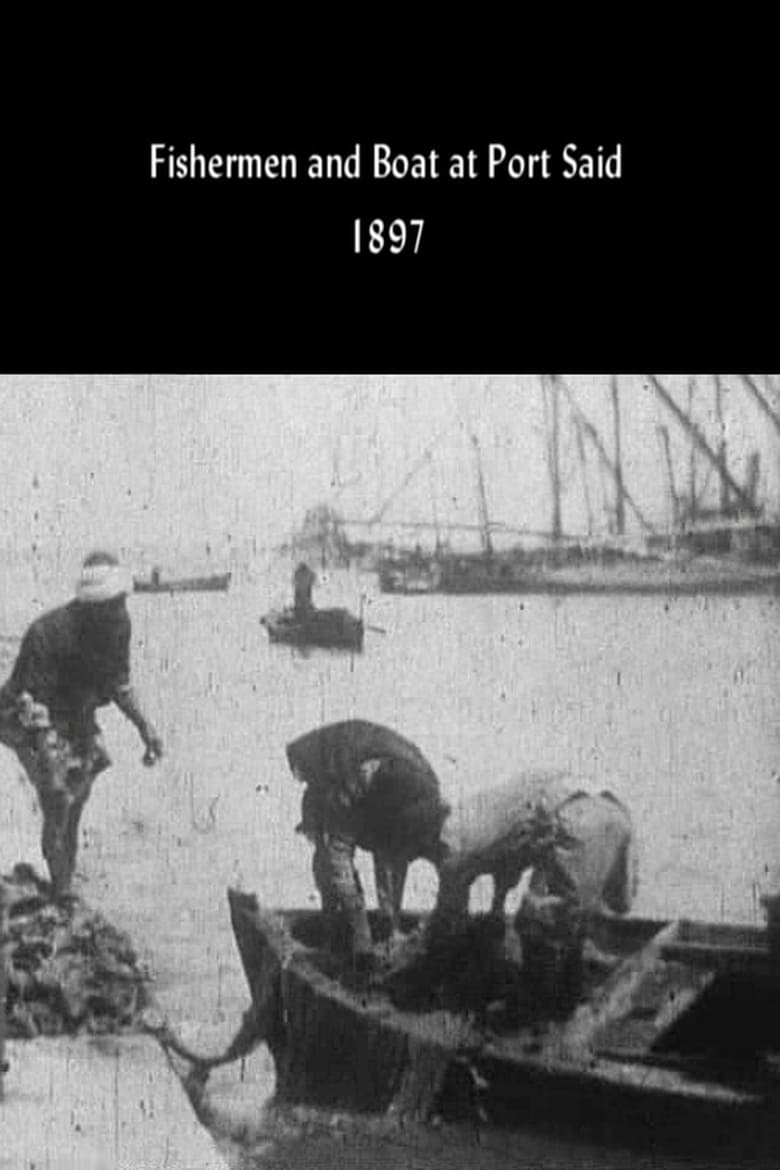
[227,890,780,1163]
[260,607,364,651]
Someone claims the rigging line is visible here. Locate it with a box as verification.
[369,423,454,524]
[740,374,780,439]
[656,425,678,529]
[573,416,594,535]
[646,375,761,516]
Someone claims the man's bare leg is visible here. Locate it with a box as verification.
[38,785,72,899]
[62,774,96,895]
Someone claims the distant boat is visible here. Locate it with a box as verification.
[377,552,442,595]
[228,891,780,1162]
[261,606,364,651]
[133,570,231,594]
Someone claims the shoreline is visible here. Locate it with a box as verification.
[0,861,232,1168]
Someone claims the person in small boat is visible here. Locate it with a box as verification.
[286,719,448,981]
[0,551,164,899]
[292,561,316,619]
[423,770,636,1010]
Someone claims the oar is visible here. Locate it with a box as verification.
[358,593,387,635]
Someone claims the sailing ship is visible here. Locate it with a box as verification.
[375,375,780,596]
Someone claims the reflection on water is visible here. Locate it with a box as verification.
[2,560,779,1046]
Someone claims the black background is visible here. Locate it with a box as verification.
[4,65,777,371]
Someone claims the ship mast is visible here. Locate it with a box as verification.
[687,377,698,523]
[541,375,563,540]
[611,376,626,536]
[470,432,493,556]
[713,374,729,517]
[573,418,594,535]
[427,451,443,553]
[145,373,159,566]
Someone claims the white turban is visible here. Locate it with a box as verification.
[75,560,134,603]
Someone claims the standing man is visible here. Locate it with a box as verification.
[292,562,316,619]
[0,551,164,899]
[286,719,447,980]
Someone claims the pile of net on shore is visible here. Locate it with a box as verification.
[1,863,150,1039]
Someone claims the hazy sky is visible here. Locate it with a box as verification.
[0,374,777,566]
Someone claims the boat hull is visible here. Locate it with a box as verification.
[227,891,780,1161]
[261,608,364,651]
[377,552,780,597]
[438,564,780,597]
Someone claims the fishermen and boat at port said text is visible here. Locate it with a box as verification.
[286,719,637,1005]
[0,551,164,900]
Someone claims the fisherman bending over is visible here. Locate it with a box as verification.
[286,719,447,983]
[0,551,164,899]
[424,769,637,1009]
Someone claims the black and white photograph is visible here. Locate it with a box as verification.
[1,373,779,1168]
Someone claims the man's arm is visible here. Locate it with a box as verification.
[109,616,163,762]
[112,684,164,761]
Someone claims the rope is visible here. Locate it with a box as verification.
[143,1003,266,1075]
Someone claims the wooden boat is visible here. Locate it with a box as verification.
[227,890,780,1163]
[133,571,231,594]
[261,607,364,651]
